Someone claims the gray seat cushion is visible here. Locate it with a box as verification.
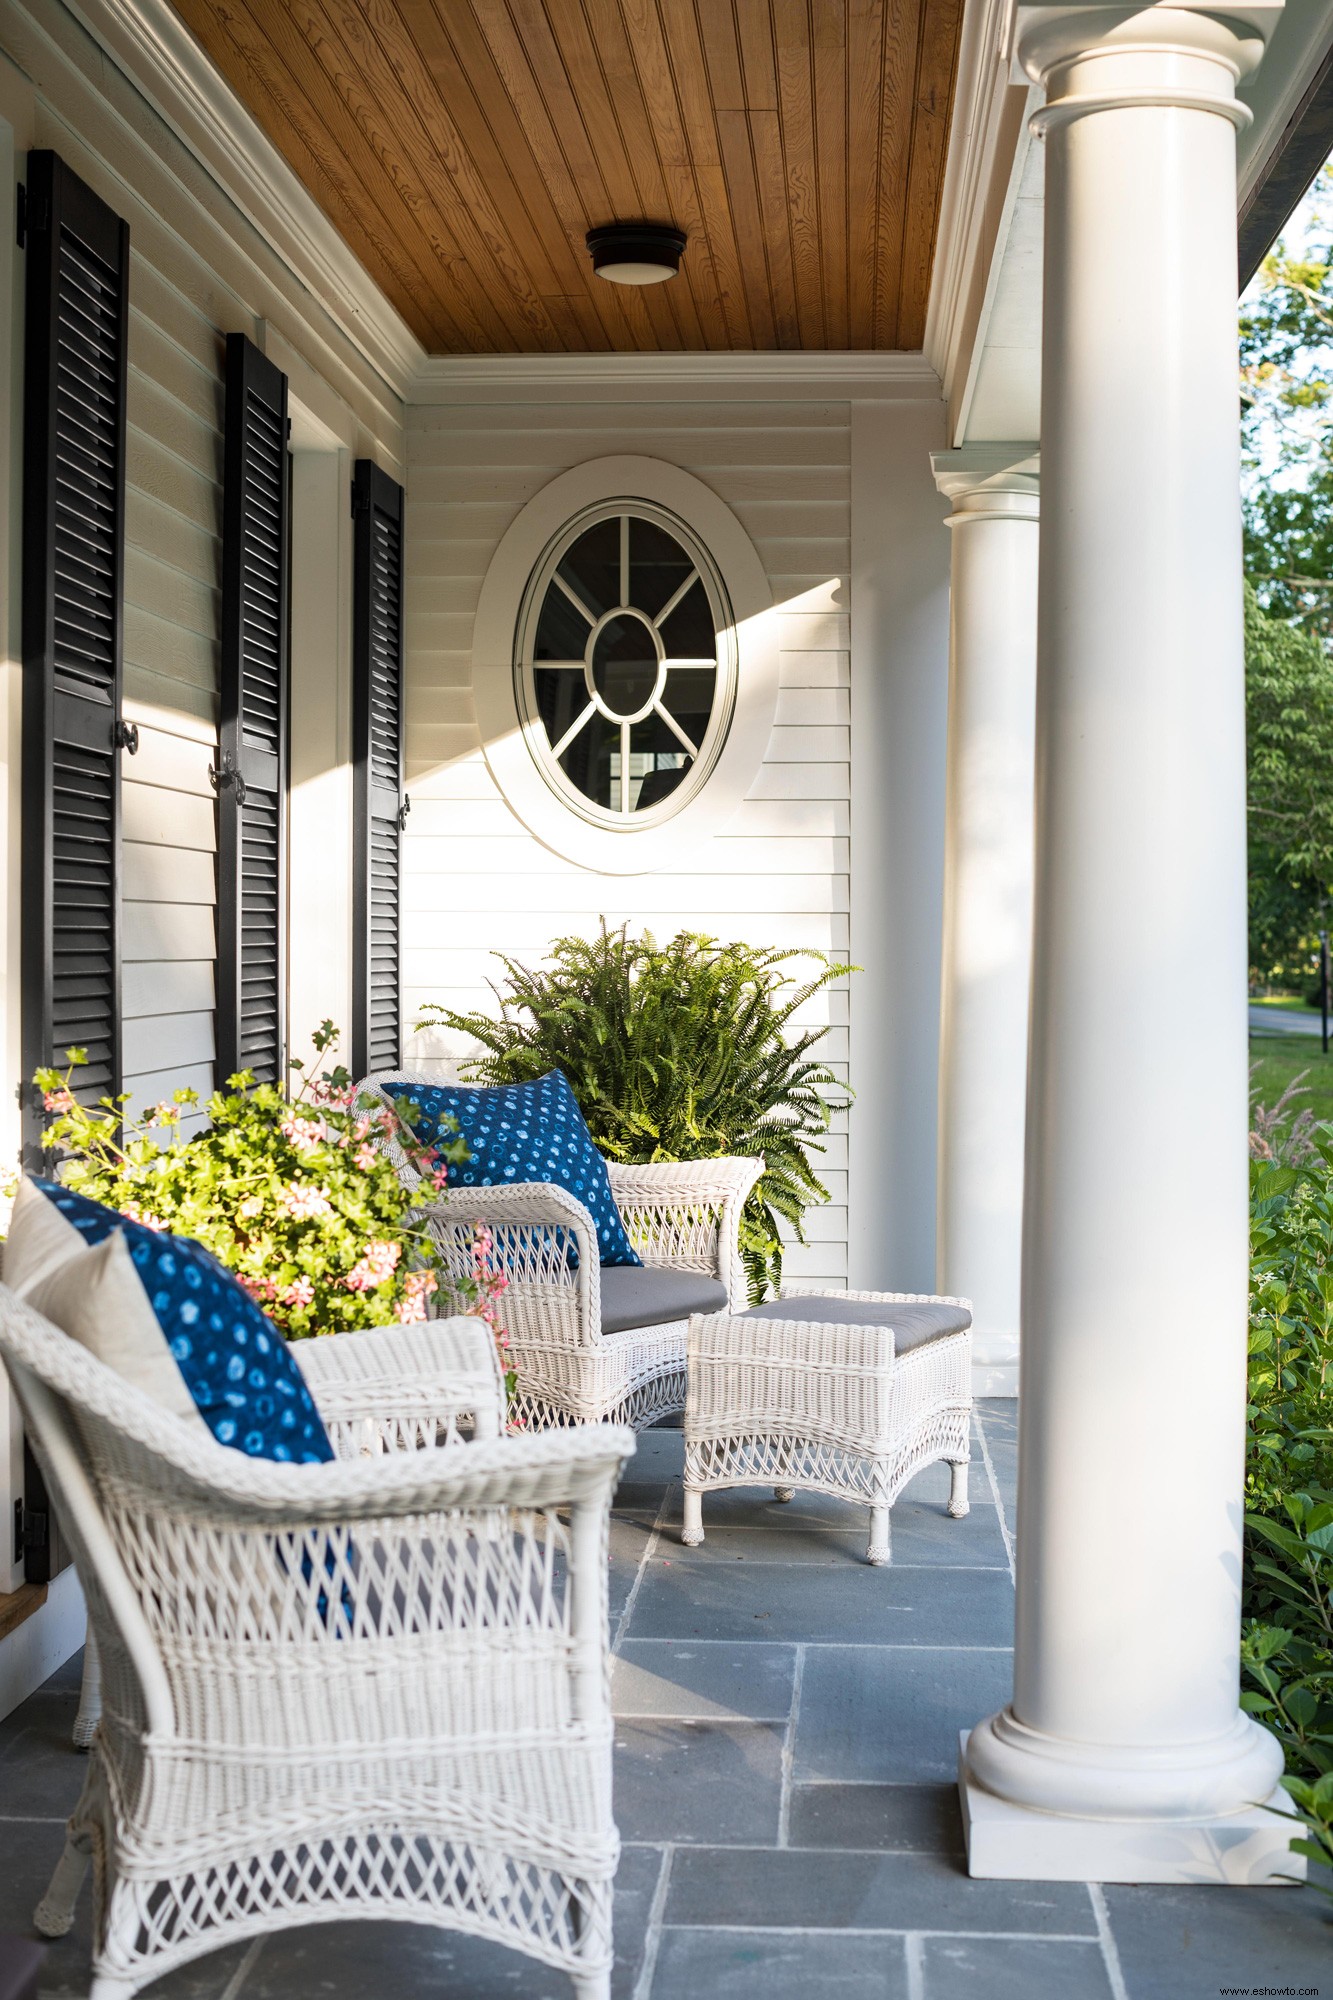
[600,1265,730,1336]
[737,1294,971,1353]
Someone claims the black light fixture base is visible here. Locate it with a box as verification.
[586,221,687,285]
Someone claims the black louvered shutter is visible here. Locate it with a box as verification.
[21,151,130,1153]
[216,334,289,1085]
[351,460,406,1078]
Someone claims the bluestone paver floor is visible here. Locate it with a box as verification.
[1,1400,1329,1997]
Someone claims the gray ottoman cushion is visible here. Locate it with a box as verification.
[600,1265,730,1336]
[737,1294,971,1353]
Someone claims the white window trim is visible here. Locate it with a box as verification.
[472,455,779,877]
[516,497,734,829]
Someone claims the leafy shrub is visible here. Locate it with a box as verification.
[419,925,852,1300]
[1244,1138,1333,1880]
[31,1024,509,1346]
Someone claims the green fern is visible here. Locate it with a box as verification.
[418,924,853,1301]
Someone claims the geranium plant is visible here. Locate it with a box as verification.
[32,1023,509,1354]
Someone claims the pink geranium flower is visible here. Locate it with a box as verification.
[279,1182,333,1221]
[281,1116,325,1155]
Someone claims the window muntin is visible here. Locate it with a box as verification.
[516,502,734,825]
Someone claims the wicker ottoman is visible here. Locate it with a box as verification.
[682,1289,974,1564]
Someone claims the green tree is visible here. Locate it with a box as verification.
[1246,585,1333,980]
[1242,169,1333,639]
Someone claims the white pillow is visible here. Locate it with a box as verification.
[25,1228,206,1432]
[4,1174,90,1296]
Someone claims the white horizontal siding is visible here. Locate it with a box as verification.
[403,399,852,1288]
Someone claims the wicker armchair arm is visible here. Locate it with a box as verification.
[606,1157,763,1206]
[413,1181,598,1246]
[292,1315,507,1451]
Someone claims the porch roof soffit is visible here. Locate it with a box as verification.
[66,0,966,382]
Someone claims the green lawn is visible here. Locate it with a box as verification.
[1250,1035,1333,1123]
[1252,994,1321,1015]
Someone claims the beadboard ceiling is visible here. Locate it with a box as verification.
[165,0,963,355]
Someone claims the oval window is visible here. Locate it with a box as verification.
[514,501,736,826]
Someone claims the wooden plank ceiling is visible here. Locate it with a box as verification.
[168,0,964,354]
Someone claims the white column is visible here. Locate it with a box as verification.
[962,2,1293,1883]
[932,449,1039,1396]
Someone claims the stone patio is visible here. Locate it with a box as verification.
[1,1400,1329,1998]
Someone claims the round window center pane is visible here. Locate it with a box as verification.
[591,614,659,719]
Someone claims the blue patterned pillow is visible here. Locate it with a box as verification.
[29,1180,333,1464]
[384,1071,641,1268]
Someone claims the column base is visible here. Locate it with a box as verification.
[959,1733,1303,1884]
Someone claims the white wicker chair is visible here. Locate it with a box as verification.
[70,1313,509,1750]
[0,1288,632,2000]
[360,1070,763,1432]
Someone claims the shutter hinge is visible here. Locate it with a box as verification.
[114,719,139,755]
[397,792,411,832]
[209,754,247,807]
[352,484,371,518]
[14,181,24,250]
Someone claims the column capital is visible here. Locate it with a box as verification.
[931,444,1040,522]
[1010,3,1282,130]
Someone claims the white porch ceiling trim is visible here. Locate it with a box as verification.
[411,351,942,405]
[62,0,427,401]
[923,0,1031,433]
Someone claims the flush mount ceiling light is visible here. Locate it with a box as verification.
[586,222,687,286]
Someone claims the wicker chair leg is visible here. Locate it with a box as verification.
[866,1505,891,1566]
[571,1973,611,2000]
[681,1486,705,1546]
[948,1460,970,1518]
[33,1832,91,1937]
[773,1486,795,1503]
[73,1627,101,1749]
[89,1978,138,2000]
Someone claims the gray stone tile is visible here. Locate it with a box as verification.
[613,1641,795,1721]
[0,1814,249,1998]
[921,1937,1114,1999]
[659,1483,861,1531]
[881,1499,1008,1569]
[625,1558,1015,1647]
[654,1505,1007,1571]
[794,1645,1014,1783]
[615,1719,784,1845]
[665,1847,1097,1935]
[786,1783,964,1855]
[660,1524,874,1565]
[1100,1879,1333,1998]
[652,1927,909,1998]
[616,1427,684,1509]
[243,1843,662,1999]
[0,1693,89,1819]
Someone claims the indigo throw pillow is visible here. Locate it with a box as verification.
[25,1179,333,1464]
[384,1070,641,1268]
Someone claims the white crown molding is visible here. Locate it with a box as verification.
[411,349,942,405]
[923,0,1032,423]
[62,0,426,400]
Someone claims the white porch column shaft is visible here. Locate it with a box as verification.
[932,451,1039,1394]
[962,3,1290,1882]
